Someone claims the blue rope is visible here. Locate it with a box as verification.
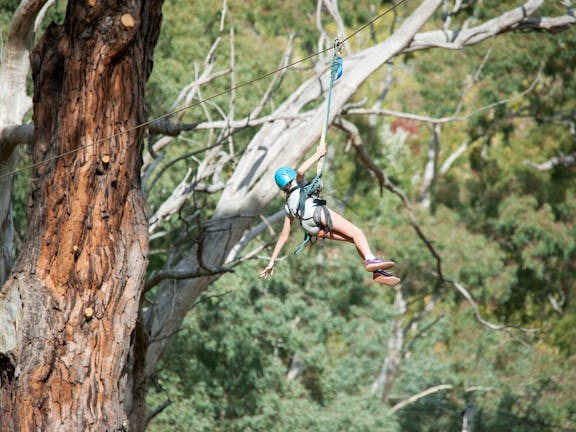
[307,42,342,193]
[294,42,342,255]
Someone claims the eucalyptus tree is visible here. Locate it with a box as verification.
[0,0,162,430]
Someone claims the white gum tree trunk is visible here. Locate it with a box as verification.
[0,0,42,285]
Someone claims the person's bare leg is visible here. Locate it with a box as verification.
[320,208,394,266]
[317,209,399,285]
[316,228,365,259]
[318,208,373,258]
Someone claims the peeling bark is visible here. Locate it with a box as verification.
[0,1,162,430]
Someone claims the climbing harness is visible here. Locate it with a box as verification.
[288,180,334,255]
[291,189,330,254]
[293,39,343,255]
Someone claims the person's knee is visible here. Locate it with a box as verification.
[350,224,364,240]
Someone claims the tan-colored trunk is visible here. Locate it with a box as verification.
[0,1,162,430]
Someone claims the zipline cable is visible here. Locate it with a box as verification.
[0,0,410,181]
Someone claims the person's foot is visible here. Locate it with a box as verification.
[365,257,395,272]
[373,269,400,286]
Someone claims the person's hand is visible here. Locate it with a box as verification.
[316,143,327,157]
[260,263,275,279]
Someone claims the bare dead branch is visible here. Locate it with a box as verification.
[154,112,312,134]
[517,14,576,34]
[7,0,49,43]
[404,296,443,348]
[249,34,295,120]
[547,291,565,315]
[169,0,230,118]
[225,210,285,263]
[145,110,313,183]
[404,0,575,52]
[227,21,236,158]
[33,0,55,32]
[149,169,193,234]
[0,124,33,156]
[524,151,576,171]
[439,137,478,175]
[454,42,496,116]
[146,129,238,202]
[145,399,172,429]
[366,0,400,127]
[144,265,233,292]
[315,0,330,63]
[390,384,454,413]
[372,289,443,400]
[371,285,407,401]
[445,278,537,335]
[321,0,350,53]
[389,384,495,414]
[168,68,231,118]
[418,123,440,208]
[344,63,543,124]
[146,119,200,136]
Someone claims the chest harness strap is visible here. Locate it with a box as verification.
[291,180,334,255]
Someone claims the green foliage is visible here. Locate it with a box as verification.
[147,256,401,431]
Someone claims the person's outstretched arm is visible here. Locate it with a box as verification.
[260,216,293,279]
[296,142,327,182]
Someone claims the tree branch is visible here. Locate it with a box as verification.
[148,111,312,136]
[389,384,454,413]
[418,123,440,208]
[225,210,285,263]
[371,285,407,402]
[344,63,543,125]
[0,124,33,156]
[444,279,537,335]
[145,399,172,429]
[404,0,574,52]
[524,151,576,171]
[249,34,294,120]
[144,265,233,292]
[335,117,533,334]
[389,384,494,414]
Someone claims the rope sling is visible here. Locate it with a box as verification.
[293,39,343,255]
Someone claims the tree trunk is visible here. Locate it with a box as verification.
[0,1,162,430]
[0,0,41,286]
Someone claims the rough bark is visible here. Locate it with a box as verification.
[0,1,162,430]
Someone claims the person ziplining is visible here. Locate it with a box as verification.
[259,41,400,287]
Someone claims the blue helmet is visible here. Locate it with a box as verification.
[274,166,297,189]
